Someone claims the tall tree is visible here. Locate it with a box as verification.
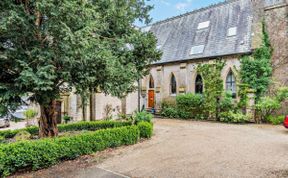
[0,0,161,137]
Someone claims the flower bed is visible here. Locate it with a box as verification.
[0,122,153,176]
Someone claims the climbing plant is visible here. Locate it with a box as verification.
[197,60,225,119]
[240,22,273,101]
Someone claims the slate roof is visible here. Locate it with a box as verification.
[143,0,253,64]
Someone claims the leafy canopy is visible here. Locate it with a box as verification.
[0,0,161,115]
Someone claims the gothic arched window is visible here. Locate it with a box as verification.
[195,74,203,94]
[226,70,236,98]
[170,74,177,94]
[149,75,154,88]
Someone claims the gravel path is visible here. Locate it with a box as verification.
[12,119,288,178]
[96,119,288,178]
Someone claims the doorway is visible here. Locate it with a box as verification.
[148,90,155,108]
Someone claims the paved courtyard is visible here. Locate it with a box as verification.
[13,119,288,178]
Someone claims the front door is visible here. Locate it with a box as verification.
[55,101,62,124]
[148,90,155,108]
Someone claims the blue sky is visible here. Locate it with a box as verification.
[137,0,223,27]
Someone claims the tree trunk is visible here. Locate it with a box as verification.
[39,100,59,137]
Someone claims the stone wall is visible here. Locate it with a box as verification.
[141,56,241,111]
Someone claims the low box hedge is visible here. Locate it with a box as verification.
[0,120,132,139]
[0,122,153,176]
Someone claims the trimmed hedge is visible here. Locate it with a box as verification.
[0,122,153,176]
[0,121,132,139]
[138,121,153,138]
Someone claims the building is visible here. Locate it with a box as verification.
[139,0,288,112]
[58,0,287,122]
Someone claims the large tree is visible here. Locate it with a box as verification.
[0,0,161,137]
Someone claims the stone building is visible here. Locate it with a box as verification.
[139,0,288,112]
[55,0,287,122]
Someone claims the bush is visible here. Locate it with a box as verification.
[161,97,177,109]
[14,131,31,141]
[161,107,179,118]
[219,111,250,123]
[0,120,132,140]
[135,111,153,124]
[219,92,236,113]
[0,125,141,176]
[138,121,153,138]
[176,93,204,119]
[256,97,281,122]
[267,115,285,125]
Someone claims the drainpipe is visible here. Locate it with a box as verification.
[138,79,141,112]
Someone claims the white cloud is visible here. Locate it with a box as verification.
[160,0,171,6]
[175,0,193,11]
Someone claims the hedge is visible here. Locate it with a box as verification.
[0,122,153,176]
[0,120,132,139]
[138,121,153,138]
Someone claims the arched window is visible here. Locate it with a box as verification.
[170,74,177,94]
[195,74,203,94]
[149,75,154,88]
[226,70,236,98]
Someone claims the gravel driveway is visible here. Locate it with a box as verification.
[95,119,288,178]
[12,119,288,178]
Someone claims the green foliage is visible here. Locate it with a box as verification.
[197,60,225,119]
[23,109,37,120]
[267,115,285,125]
[0,1,161,125]
[219,92,236,113]
[135,111,153,124]
[240,22,272,101]
[0,120,131,140]
[14,131,31,141]
[161,97,177,109]
[219,111,250,123]
[161,93,205,120]
[275,87,288,102]
[0,136,4,143]
[137,121,153,138]
[256,97,281,122]
[237,83,250,109]
[161,107,179,118]
[63,115,72,124]
[0,125,141,176]
[176,93,204,118]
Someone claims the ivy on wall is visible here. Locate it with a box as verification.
[197,60,225,119]
[240,22,273,101]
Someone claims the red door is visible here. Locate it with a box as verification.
[148,90,155,108]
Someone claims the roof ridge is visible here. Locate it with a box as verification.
[145,0,239,27]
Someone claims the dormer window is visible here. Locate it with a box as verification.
[197,21,210,30]
[190,45,205,55]
[227,27,237,37]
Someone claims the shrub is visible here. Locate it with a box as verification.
[176,93,204,119]
[14,131,31,141]
[161,107,179,118]
[267,115,285,125]
[138,121,153,138]
[0,120,132,140]
[63,115,72,124]
[219,111,250,123]
[0,136,4,143]
[161,97,177,109]
[23,109,37,120]
[135,111,153,124]
[0,125,140,176]
[219,92,236,113]
[256,97,281,122]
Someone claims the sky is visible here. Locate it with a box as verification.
[136,0,223,27]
